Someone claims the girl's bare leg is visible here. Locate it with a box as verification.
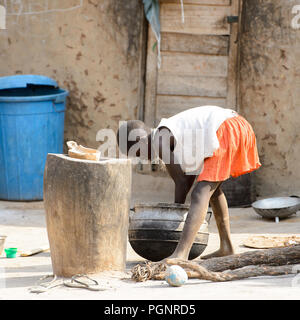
[201,185,234,259]
[166,181,220,261]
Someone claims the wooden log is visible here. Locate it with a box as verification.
[44,154,132,277]
[166,259,300,282]
[198,245,300,272]
[132,245,300,282]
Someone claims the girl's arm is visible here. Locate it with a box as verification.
[155,129,196,203]
[165,159,196,204]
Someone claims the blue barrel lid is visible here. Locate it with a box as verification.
[0,75,58,90]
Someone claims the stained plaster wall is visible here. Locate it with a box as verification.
[1,0,300,198]
[239,0,300,197]
[0,0,146,150]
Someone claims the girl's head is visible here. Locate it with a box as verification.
[117,120,151,158]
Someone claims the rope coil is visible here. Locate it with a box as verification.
[131,261,167,282]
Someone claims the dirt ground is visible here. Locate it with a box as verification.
[1,174,300,300]
[1,201,300,300]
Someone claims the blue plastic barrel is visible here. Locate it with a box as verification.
[0,75,69,201]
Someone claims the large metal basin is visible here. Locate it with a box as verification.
[129,203,211,261]
[252,196,300,219]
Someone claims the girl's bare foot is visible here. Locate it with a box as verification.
[158,253,188,264]
[201,247,234,260]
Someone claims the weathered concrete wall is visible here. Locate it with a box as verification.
[239,0,300,197]
[1,0,300,199]
[0,0,145,149]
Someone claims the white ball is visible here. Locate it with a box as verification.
[165,265,188,287]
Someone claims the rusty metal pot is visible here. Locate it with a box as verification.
[129,203,211,261]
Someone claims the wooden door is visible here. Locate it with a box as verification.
[144,0,240,127]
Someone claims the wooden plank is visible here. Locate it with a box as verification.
[143,0,240,128]
[144,29,158,127]
[20,246,49,257]
[161,33,229,55]
[160,0,230,5]
[160,3,231,35]
[226,0,240,111]
[156,95,227,120]
[159,52,228,77]
[157,74,228,97]
[137,11,148,121]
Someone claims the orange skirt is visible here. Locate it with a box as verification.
[197,115,261,182]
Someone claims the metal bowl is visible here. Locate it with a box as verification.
[252,197,300,219]
[129,202,211,261]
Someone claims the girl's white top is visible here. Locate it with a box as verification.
[152,106,237,174]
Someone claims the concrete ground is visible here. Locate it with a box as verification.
[1,174,300,300]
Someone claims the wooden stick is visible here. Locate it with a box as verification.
[166,259,299,282]
[198,245,300,272]
[132,245,300,282]
[20,246,49,257]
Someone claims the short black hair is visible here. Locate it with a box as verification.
[117,120,150,155]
